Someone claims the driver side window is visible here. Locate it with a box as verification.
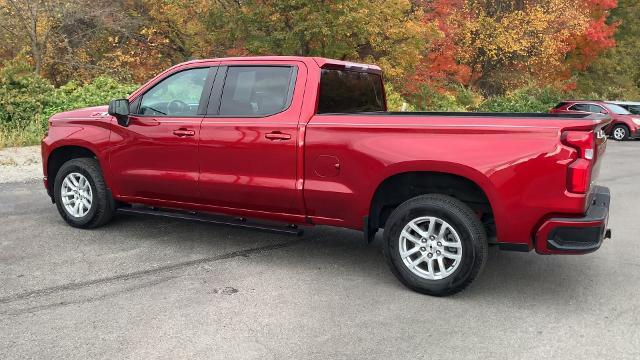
[137,67,209,116]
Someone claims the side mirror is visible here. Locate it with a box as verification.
[108,99,130,127]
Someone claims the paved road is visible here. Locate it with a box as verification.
[1,142,639,359]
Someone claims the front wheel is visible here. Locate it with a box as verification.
[383,194,488,296]
[612,124,630,141]
[54,158,115,228]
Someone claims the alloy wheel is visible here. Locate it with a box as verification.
[613,127,626,140]
[60,172,93,218]
[398,216,463,280]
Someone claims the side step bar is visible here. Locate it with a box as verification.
[116,206,304,236]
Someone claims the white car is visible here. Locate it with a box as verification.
[606,101,640,115]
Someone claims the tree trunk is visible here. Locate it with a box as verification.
[31,40,42,75]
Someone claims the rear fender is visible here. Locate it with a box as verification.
[369,160,503,231]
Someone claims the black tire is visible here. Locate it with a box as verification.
[612,124,630,141]
[53,158,115,229]
[383,194,488,296]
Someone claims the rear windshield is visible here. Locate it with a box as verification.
[317,69,385,113]
[552,102,569,109]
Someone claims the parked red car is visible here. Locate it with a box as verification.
[550,100,640,140]
[41,56,612,296]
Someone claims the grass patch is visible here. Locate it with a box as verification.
[0,120,48,148]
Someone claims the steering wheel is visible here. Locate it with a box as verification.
[168,100,189,115]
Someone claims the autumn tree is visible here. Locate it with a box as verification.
[0,0,68,75]
[203,0,433,81]
[407,0,618,96]
[0,0,113,77]
[0,0,630,99]
[575,0,639,98]
[405,0,472,94]
[92,0,213,83]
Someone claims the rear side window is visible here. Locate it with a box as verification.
[568,103,592,112]
[317,69,385,113]
[218,66,295,116]
[589,105,607,114]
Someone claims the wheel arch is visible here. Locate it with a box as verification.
[46,145,99,198]
[612,122,630,133]
[367,164,501,242]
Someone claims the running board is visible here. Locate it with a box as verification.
[116,206,304,236]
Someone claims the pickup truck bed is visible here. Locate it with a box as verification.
[41,56,612,296]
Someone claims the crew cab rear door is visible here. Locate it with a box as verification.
[198,61,307,217]
[109,65,217,203]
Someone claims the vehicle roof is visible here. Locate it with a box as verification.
[171,56,382,72]
[560,100,607,104]
[560,100,640,106]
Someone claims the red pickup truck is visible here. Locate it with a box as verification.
[41,56,612,296]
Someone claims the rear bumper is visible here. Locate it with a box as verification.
[535,186,611,254]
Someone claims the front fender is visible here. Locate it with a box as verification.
[42,118,113,190]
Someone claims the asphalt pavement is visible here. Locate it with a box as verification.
[1,141,639,359]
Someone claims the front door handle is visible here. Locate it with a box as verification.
[265,132,291,141]
[173,128,195,137]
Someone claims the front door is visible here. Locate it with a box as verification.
[109,66,214,203]
[198,63,305,215]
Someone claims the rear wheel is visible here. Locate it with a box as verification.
[612,124,630,141]
[54,158,115,228]
[383,194,488,296]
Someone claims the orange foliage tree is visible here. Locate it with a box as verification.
[407,0,618,96]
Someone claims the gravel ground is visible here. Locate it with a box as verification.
[0,141,639,359]
[0,146,41,183]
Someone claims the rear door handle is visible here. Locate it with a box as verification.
[265,132,291,141]
[173,128,195,137]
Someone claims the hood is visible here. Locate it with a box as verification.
[50,105,109,121]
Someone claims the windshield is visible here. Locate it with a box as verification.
[606,104,632,114]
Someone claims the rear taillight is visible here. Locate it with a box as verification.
[562,131,596,194]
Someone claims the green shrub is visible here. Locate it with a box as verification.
[0,57,56,129]
[400,84,568,113]
[452,85,483,111]
[0,57,137,148]
[477,86,567,113]
[410,86,466,111]
[53,77,138,111]
[385,84,415,111]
